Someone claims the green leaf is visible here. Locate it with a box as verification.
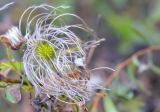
[127,63,137,83]
[0,62,12,72]
[0,61,23,73]
[150,65,160,75]
[0,81,8,88]
[14,61,24,71]
[21,85,32,92]
[132,57,140,66]
[103,95,118,112]
[5,84,22,103]
[120,98,144,112]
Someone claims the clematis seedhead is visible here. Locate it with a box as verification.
[1,4,109,105]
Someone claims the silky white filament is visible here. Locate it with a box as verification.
[0,2,15,11]
[5,26,23,47]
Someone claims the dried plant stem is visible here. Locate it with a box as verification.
[91,45,160,112]
[0,78,20,84]
[86,47,96,65]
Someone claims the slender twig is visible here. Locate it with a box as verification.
[86,47,96,65]
[104,46,160,86]
[1,78,20,84]
[91,45,160,111]
[0,76,32,86]
[0,78,22,88]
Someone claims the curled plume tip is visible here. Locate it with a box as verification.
[0,2,15,11]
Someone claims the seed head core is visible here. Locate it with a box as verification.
[36,42,55,60]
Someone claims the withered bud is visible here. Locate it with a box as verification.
[1,26,24,50]
[1,36,24,50]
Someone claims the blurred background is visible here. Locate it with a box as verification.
[0,0,160,112]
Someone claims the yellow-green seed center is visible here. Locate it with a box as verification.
[36,42,55,60]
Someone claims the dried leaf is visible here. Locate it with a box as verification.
[5,84,21,103]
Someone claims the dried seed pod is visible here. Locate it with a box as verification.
[1,26,24,50]
[1,36,23,50]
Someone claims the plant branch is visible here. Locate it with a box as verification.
[6,48,31,87]
[91,45,160,111]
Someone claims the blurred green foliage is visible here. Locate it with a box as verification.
[91,0,160,53]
